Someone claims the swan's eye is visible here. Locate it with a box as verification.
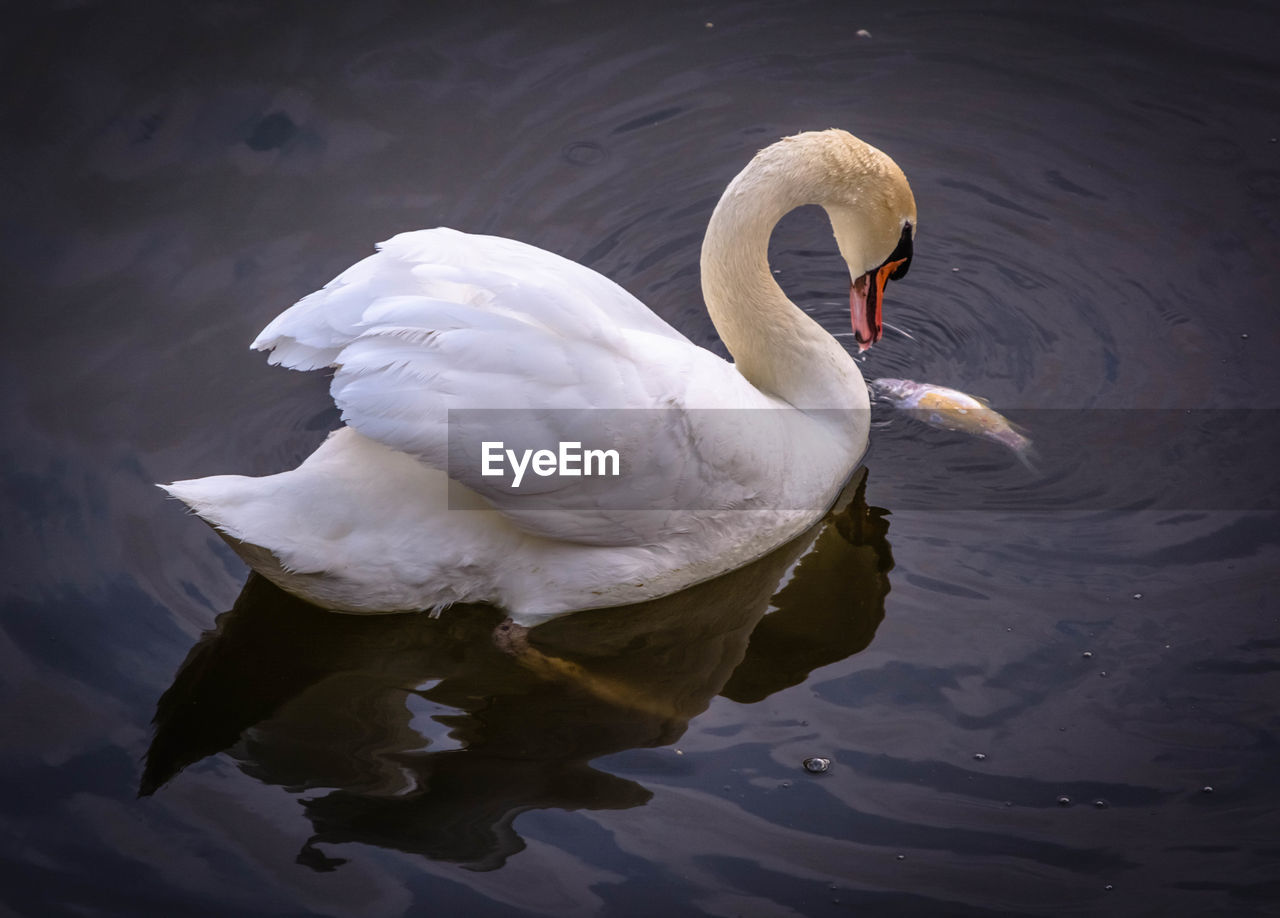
[883,223,913,281]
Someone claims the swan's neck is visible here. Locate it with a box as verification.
[700,145,868,411]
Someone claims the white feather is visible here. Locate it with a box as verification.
[164,131,917,624]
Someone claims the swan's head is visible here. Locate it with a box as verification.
[794,130,917,352]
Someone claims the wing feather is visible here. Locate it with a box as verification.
[253,228,782,545]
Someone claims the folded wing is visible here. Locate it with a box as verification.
[251,229,785,545]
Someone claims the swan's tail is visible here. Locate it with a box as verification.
[158,475,263,544]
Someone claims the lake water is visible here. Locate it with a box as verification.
[4,0,1279,915]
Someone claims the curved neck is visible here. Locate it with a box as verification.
[699,150,863,411]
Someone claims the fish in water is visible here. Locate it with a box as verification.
[870,377,1036,468]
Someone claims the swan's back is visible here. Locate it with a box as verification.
[240,228,815,547]
[252,228,688,371]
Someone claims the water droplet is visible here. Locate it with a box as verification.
[704,21,714,28]
[674,749,684,755]
[1099,671,1109,677]
[1201,785,1214,794]
[1057,795,1072,806]
[1005,627,1013,632]
[1093,798,1109,809]
[896,854,906,860]
[561,141,607,166]
[973,753,987,761]
[1105,884,1114,891]
[803,756,831,774]
[952,266,961,271]
[1241,333,1249,339]
[1082,651,1093,659]
[1132,592,1144,600]
[856,28,872,38]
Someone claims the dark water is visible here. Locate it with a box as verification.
[4,1,1279,915]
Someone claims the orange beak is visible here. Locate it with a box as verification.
[850,257,909,352]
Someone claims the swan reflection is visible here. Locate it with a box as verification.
[144,470,892,871]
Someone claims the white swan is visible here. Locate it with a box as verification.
[163,129,916,625]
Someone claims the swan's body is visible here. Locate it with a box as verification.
[164,130,916,625]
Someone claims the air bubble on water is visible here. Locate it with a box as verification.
[1082,651,1093,659]
[1057,795,1072,806]
[973,753,987,761]
[561,141,607,166]
[1093,799,1109,809]
[1201,785,1214,794]
[1132,592,1144,600]
[803,756,831,774]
